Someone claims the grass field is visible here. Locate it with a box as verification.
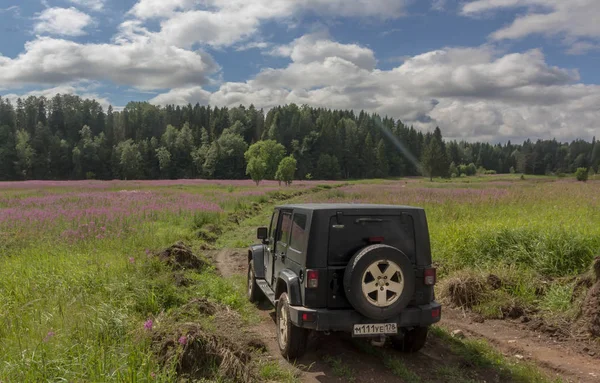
[0,180,329,382]
[307,175,600,322]
[0,175,597,382]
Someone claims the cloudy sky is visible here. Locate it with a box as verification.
[1,0,599,143]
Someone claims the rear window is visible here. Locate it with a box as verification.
[327,214,415,265]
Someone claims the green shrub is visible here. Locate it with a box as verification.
[541,283,574,313]
[455,227,596,277]
[192,211,223,229]
[575,167,589,182]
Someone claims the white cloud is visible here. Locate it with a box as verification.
[0,36,219,90]
[128,0,196,19]
[68,0,106,12]
[127,0,409,49]
[149,86,211,106]
[273,33,377,70]
[34,7,92,37]
[235,41,271,51]
[462,0,600,51]
[152,35,599,142]
[431,0,447,11]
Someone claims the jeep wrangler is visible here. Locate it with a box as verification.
[247,203,441,359]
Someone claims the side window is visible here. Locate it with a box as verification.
[278,211,293,246]
[289,214,308,253]
[269,210,280,242]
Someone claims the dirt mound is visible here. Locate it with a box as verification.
[487,274,502,290]
[579,257,600,337]
[156,242,207,270]
[149,297,267,382]
[440,272,487,308]
[154,323,255,382]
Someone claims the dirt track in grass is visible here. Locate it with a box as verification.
[211,248,600,383]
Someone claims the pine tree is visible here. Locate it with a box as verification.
[375,139,389,178]
[421,128,449,181]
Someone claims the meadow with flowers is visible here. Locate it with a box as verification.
[0,175,599,382]
[0,179,330,382]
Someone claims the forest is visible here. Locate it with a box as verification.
[0,94,598,181]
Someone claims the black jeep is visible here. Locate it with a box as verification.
[247,203,441,359]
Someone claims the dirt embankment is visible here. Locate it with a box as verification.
[439,258,600,383]
[146,243,268,383]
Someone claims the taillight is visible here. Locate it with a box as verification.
[431,308,440,318]
[306,269,319,288]
[424,268,436,286]
[302,312,315,322]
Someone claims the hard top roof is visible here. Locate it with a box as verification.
[274,203,423,211]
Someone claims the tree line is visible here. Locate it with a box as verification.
[0,95,598,182]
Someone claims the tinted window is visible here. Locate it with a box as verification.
[269,210,280,241]
[278,212,293,245]
[328,214,415,265]
[289,214,308,253]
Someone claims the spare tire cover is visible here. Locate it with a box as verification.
[343,244,415,320]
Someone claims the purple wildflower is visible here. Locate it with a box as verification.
[44,331,55,342]
[144,319,153,331]
[150,372,156,379]
[178,335,187,345]
[129,257,135,264]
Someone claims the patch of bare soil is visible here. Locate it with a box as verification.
[155,241,208,270]
[441,308,600,382]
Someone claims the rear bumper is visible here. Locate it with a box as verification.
[288,301,442,332]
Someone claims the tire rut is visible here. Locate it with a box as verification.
[213,248,406,383]
[440,309,600,383]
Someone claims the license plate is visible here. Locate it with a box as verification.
[352,323,398,337]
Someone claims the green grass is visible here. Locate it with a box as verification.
[258,361,300,383]
[1,177,595,381]
[322,355,356,382]
[433,365,477,383]
[383,357,422,382]
[317,178,600,320]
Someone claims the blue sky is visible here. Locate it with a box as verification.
[1,0,599,143]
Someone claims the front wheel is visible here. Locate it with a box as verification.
[391,326,429,353]
[247,262,262,303]
[276,292,308,359]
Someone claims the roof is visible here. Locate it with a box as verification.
[274,203,423,211]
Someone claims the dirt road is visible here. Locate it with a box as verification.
[213,249,600,383]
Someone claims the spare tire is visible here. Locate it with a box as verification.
[343,244,415,320]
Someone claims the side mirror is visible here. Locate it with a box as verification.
[257,227,268,241]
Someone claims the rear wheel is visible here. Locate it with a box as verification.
[276,292,308,359]
[247,262,262,303]
[391,326,429,353]
[344,244,415,320]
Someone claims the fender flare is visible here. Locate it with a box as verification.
[248,245,265,279]
[275,269,302,306]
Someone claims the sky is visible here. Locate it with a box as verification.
[1,0,599,143]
